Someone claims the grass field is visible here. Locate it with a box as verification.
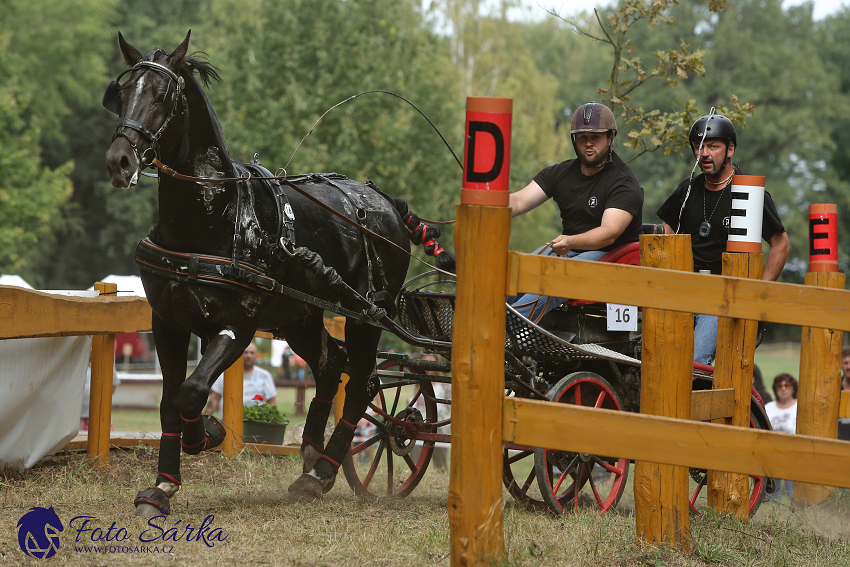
[2,448,848,566]
[755,342,803,391]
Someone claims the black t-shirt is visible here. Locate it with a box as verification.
[657,174,785,274]
[533,151,643,252]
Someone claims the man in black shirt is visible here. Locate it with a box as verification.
[657,114,790,364]
[509,101,644,320]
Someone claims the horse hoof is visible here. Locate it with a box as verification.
[133,503,162,517]
[288,474,325,501]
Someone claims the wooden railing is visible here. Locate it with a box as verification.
[449,205,850,564]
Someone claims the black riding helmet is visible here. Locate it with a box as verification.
[688,114,736,154]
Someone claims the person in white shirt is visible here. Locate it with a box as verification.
[764,373,798,500]
[206,343,277,415]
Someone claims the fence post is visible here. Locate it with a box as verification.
[323,318,347,425]
[635,234,694,549]
[449,205,510,566]
[796,204,844,504]
[88,281,118,467]
[707,252,763,518]
[222,355,244,457]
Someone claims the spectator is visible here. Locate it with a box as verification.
[839,346,850,441]
[764,373,798,500]
[279,344,292,381]
[752,365,772,404]
[206,343,277,415]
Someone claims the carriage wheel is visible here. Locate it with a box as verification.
[687,403,767,517]
[533,372,630,514]
[341,361,439,497]
[502,393,550,510]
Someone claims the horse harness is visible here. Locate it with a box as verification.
[103,50,189,168]
[134,157,395,325]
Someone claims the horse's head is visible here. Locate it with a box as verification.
[104,31,191,189]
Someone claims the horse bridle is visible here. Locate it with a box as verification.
[103,54,187,169]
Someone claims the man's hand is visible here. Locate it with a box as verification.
[548,234,574,255]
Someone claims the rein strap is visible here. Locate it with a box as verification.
[151,158,455,277]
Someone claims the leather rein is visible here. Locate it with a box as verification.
[150,157,456,277]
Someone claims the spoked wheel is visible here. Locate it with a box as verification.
[688,403,767,517]
[341,361,439,497]
[503,393,550,510]
[534,372,630,514]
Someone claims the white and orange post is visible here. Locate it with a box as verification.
[449,96,512,566]
[708,175,764,519]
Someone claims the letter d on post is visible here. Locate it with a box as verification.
[461,97,512,206]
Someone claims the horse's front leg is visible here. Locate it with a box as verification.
[176,327,255,455]
[134,313,190,517]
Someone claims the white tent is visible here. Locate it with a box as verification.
[0,274,34,289]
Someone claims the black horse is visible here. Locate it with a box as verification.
[104,31,416,513]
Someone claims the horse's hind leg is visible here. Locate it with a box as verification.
[288,319,380,499]
[134,314,190,516]
[284,314,348,498]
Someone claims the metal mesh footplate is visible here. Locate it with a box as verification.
[505,304,641,367]
[397,290,641,368]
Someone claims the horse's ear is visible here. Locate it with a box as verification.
[166,30,191,70]
[118,32,143,67]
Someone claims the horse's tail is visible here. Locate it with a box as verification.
[389,197,456,274]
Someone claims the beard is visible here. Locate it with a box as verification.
[578,141,611,168]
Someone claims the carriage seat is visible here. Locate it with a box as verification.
[562,224,663,307]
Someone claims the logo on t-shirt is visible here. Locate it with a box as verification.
[588,196,598,208]
[723,216,730,228]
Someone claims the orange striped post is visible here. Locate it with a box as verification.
[449,96,512,567]
[796,204,845,504]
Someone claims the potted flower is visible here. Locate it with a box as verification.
[242,395,289,445]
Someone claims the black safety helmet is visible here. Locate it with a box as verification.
[688,114,736,154]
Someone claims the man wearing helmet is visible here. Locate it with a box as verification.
[508,101,644,319]
[657,114,790,364]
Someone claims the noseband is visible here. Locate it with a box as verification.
[103,54,187,168]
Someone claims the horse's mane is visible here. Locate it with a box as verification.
[183,52,221,88]
[174,51,233,175]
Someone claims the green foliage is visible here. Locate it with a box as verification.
[243,399,289,424]
[0,35,74,282]
[547,0,754,161]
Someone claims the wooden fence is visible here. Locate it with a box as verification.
[0,282,305,464]
[450,204,850,565]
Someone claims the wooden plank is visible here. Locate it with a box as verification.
[508,252,850,331]
[690,389,735,421]
[449,205,511,566]
[708,253,762,518]
[841,391,850,419]
[796,271,846,505]
[635,235,693,548]
[64,437,161,451]
[63,437,299,456]
[242,443,300,456]
[503,397,850,489]
[0,285,151,339]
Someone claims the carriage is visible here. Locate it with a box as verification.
[341,234,773,517]
[102,32,771,516]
